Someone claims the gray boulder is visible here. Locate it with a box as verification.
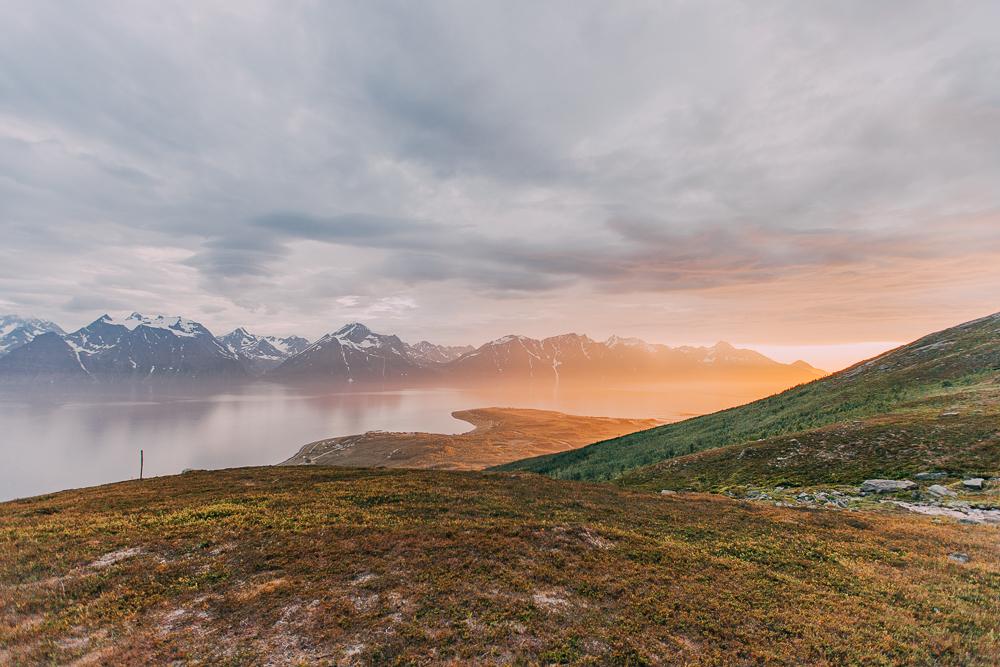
[928,484,956,497]
[948,552,970,564]
[659,489,677,496]
[962,478,985,490]
[860,479,917,494]
[914,471,947,481]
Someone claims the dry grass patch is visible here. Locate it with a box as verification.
[0,466,997,665]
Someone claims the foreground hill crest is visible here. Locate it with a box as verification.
[1,467,995,665]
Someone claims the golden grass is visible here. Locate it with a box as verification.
[1,467,998,665]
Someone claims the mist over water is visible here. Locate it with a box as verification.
[0,379,791,501]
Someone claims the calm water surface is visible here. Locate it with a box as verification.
[0,380,784,501]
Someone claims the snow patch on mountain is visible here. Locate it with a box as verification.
[220,328,310,374]
[0,315,65,357]
[100,312,204,337]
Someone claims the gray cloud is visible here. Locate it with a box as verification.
[0,1,998,343]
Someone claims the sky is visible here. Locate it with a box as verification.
[1,1,998,371]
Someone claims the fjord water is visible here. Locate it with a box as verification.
[0,379,791,501]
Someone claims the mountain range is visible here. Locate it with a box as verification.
[0,312,825,386]
[0,313,246,382]
[439,332,824,385]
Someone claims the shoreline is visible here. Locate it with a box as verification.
[282,406,663,471]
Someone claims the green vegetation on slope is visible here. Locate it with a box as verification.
[2,467,998,665]
[623,384,1000,492]
[496,312,1000,483]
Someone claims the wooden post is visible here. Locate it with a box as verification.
[140,449,144,480]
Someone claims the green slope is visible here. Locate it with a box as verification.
[622,383,1000,492]
[495,312,1000,482]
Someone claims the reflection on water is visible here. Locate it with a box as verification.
[0,379,791,501]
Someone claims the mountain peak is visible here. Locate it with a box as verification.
[0,315,66,356]
[334,322,372,339]
[605,335,649,348]
[490,334,529,345]
[95,313,206,337]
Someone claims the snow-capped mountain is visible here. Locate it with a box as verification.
[0,313,825,387]
[268,324,824,386]
[0,313,245,381]
[219,327,310,374]
[405,340,475,366]
[0,332,86,381]
[0,315,64,357]
[268,323,421,382]
[441,333,826,385]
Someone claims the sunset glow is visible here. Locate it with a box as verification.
[3,4,1000,664]
[2,3,998,368]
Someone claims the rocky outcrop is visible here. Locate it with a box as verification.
[860,479,917,494]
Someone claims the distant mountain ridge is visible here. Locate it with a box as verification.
[268,323,419,382]
[0,313,246,382]
[0,315,64,357]
[0,312,825,387]
[267,324,825,386]
[219,327,311,374]
[438,332,824,385]
[405,340,475,365]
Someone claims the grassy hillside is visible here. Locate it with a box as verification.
[496,312,1000,483]
[623,383,1000,492]
[2,467,998,665]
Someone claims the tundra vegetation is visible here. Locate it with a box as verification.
[1,467,998,665]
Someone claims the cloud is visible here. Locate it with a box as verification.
[0,1,998,345]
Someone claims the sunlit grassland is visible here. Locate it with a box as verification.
[1,467,998,665]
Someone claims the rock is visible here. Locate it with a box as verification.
[860,479,917,494]
[914,472,947,481]
[962,478,985,490]
[939,411,960,418]
[659,489,676,495]
[948,552,970,564]
[927,484,956,497]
